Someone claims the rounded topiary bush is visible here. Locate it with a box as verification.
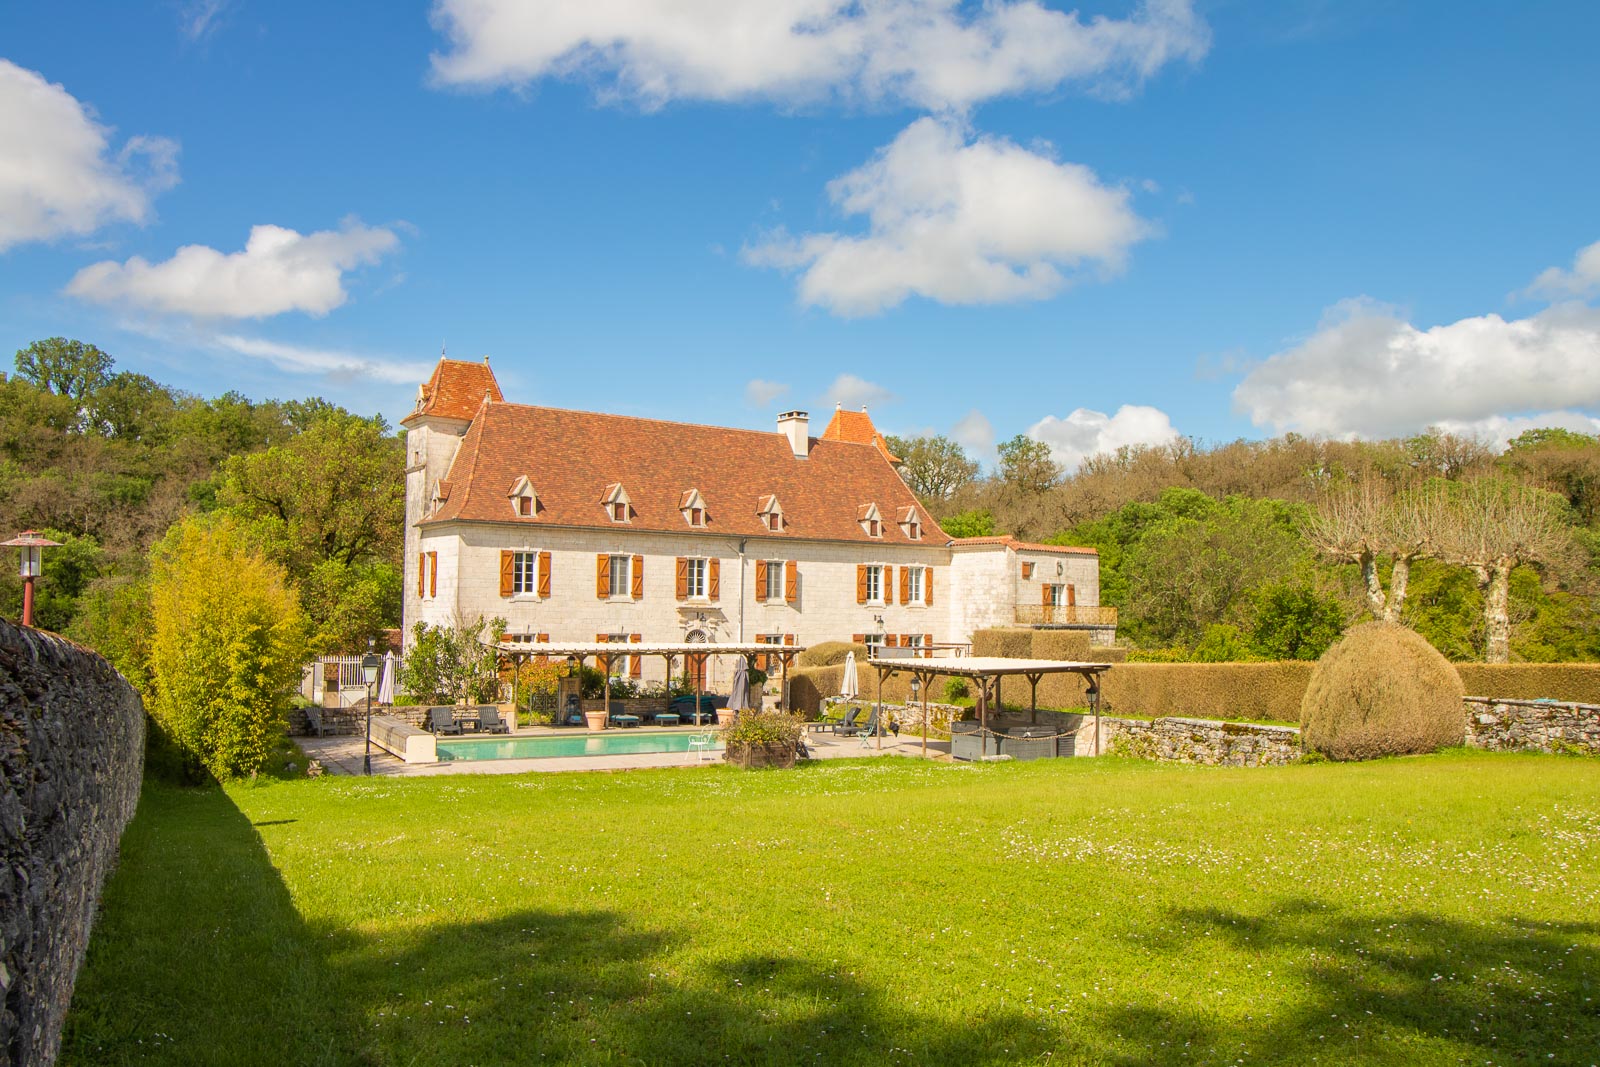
[1300,622,1465,761]
[798,641,869,668]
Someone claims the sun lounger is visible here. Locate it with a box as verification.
[840,708,880,741]
[476,706,510,734]
[427,706,463,735]
[830,707,862,735]
[609,712,641,728]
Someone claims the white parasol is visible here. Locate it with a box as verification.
[377,650,397,705]
[840,651,860,701]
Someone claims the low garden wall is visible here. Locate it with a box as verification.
[1094,717,1302,766]
[1,620,145,1065]
[1463,697,1600,755]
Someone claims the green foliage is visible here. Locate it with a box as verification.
[1301,622,1466,761]
[299,558,402,655]
[939,508,996,538]
[15,337,112,401]
[719,710,806,749]
[1247,580,1345,660]
[943,677,971,702]
[146,515,308,781]
[997,434,1061,494]
[399,617,506,704]
[1190,624,1257,663]
[884,434,979,501]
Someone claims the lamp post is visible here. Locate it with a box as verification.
[4,531,61,628]
[361,648,382,775]
[910,676,924,758]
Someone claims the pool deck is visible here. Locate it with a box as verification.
[297,727,951,777]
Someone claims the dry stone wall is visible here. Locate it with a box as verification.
[1,620,144,1066]
[1095,717,1302,766]
[1463,697,1600,755]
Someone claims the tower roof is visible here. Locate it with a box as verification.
[403,357,503,423]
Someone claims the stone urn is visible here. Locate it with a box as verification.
[584,709,608,731]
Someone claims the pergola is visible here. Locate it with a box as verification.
[865,655,1113,757]
[494,640,809,720]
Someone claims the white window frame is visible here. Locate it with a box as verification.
[904,633,925,655]
[864,633,886,655]
[765,560,785,601]
[1045,583,1066,607]
[603,633,630,677]
[608,554,632,598]
[512,550,538,596]
[685,557,708,599]
[864,564,884,605]
[906,565,925,605]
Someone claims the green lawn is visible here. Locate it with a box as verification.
[62,751,1600,1066]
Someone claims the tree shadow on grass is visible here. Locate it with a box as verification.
[62,784,1065,1066]
[1087,900,1600,1066]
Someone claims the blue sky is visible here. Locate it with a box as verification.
[3,1,1598,469]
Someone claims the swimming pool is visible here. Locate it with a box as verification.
[437,731,720,762]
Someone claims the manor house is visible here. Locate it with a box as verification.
[402,358,1110,689]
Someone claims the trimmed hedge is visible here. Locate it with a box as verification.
[972,629,1036,659]
[1092,647,1129,663]
[1030,630,1092,661]
[798,641,868,668]
[1301,622,1465,761]
[1456,664,1600,704]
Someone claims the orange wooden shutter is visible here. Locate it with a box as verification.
[924,633,934,657]
[675,557,688,600]
[631,555,644,599]
[537,551,551,597]
[499,550,514,597]
[709,557,720,599]
[1022,562,1034,579]
[888,634,900,647]
[785,561,798,603]
[898,566,909,604]
[1067,583,1077,606]
[754,559,769,601]
[1042,583,1052,606]
[852,634,865,644]
[629,634,642,677]
[856,564,868,604]
[417,553,425,597]
[536,633,549,642]
[924,568,933,606]
[783,633,795,646]
[596,554,610,598]
[427,552,437,598]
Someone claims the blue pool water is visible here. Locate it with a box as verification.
[437,732,719,761]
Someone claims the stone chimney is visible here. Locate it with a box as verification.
[777,410,810,459]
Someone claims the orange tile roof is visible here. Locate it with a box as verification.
[821,407,900,464]
[424,402,946,545]
[950,535,1097,556]
[403,358,503,423]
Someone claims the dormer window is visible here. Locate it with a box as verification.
[758,495,784,533]
[601,483,632,523]
[430,479,449,516]
[680,489,708,528]
[858,503,883,538]
[900,506,922,540]
[509,477,539,518]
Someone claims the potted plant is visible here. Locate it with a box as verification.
[584,706,609,731]
[721,711,806,769]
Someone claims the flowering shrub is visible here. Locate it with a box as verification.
[720,711,805,750]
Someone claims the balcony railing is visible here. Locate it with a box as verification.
[1013,604,1118,627]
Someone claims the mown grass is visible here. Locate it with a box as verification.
[62,751,1600,1065]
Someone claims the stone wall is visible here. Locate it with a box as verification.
[1463,697,1600,755]
[1,620,144,1065]
[1094,716,1302,766]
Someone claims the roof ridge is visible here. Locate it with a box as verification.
[487,400,891,451]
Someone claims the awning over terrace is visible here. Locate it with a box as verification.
[865,655,1113,757]
[494,641,810,717]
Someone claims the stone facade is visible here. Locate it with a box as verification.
[1,620,144,1065]
[1463,697,1600,755]
[1092,716,1302,766]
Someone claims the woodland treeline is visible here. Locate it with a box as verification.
[0,338,404,685]
[887,428,1600,663]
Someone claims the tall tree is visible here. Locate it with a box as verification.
[886,434,979,501]
[1426,478,1576,663]
[997,434,1062,494]
[1305,479,1429,621]
[1500,427,1600,527]
[14,337,113,402]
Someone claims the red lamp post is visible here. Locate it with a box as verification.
[3,530,62,628]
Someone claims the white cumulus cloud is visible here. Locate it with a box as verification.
[952,409,997,466]
[212,334,434,384]
[1232,296,1600,439]
[429,0,1209,112]
[0,60,178,253]
[66,220,401,319]
[744,117,1147,315]
[744,378,791,408]
[822,373,896,411]
[1029,404,1179,471]
[1522,238,1600,300]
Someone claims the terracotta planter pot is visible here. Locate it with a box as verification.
[716,709,737,726]
[584,710,608,731]
[723,742,798,769]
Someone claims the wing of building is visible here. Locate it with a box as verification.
[402,358,1110,687]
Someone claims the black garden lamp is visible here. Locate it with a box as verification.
[361,648,382,775]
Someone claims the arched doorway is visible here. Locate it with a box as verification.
[685,629,709,690]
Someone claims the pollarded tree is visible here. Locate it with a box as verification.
[885,434,979,501]
[1305,479,1429,622]
[1425,478,1577,663]
[147,514,307,780]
